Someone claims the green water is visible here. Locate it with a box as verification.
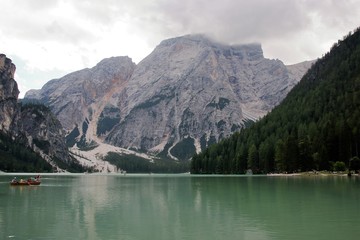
[0,174,359,240]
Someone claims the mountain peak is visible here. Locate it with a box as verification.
[95,56,134,69]
[159,34,213,46]
[156,34,263,63]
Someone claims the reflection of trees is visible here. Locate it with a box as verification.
[189,176,360,240]
[190,176,271,239]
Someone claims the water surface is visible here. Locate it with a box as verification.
[0,174,359,239]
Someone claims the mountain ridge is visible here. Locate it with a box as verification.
[24,34,313,164]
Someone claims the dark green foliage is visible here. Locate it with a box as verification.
[208,135,217,146]
[218,97,230,110]
[0,132,53,172]
[20,102,53,123]
[136,97,162,109]
[135,86,175,110]
[191,133,243,174]
[96,107,120,136]
[200,134,207,151]
[231,124,241,132]
[76,135,98,151]
[199,134,218,151]
[66,126,80,147]
[169,137,196,161]
[243,119,255,128]
[82,119,89,135]
[67,119,98,151]
[105,152,190,173]
[349,156,360,171]
[333,161,346,171]
[96,117,119,135]
[157,142,173,159]
[206,97,230,110]
[179,108,196,136]
[0,132,89,173]
[216,120,226,130]
[19,100,49,110]
[51,156,90,173]
[33,139,50,154]
[191,28,360,174]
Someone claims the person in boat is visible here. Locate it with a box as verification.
[35,175,41,182]
[11,177,18,183]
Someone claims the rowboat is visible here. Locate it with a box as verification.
[10,180,41,186]
[10,176,41,186]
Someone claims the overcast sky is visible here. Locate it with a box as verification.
[1,0,360,97]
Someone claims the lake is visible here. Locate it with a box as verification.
[0,174,359,240]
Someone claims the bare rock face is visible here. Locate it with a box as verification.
[18,104,73,165]
[0,54,19,132]
[106,35,311,159]
[25,35,312,160]
[0,54,73,168]
[25,57,136,139]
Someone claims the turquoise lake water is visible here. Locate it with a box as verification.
[0,174,359,239]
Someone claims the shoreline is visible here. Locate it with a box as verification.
[267,171,359,177]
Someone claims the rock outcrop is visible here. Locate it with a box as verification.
[0,54,19,133]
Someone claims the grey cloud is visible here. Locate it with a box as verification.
[124,0,312,44]
[121,0,360,62]
[2,0,360,65]
[45,20,98,44]
[22,0,60,12]
[72,0,123,25]
[0,0,98,44]
[9,0,360,47]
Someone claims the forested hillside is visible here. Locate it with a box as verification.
[191,28,360,174]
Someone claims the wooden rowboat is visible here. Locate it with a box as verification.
[10,179,41,186]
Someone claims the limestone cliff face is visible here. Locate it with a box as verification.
[0,54,73,168]
[286,60,315,83]
[17,104,73,165]
[25,57,135,140]
[0,54,19,133]
[25,35,312,160]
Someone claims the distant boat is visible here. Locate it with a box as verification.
[10,176,41,186]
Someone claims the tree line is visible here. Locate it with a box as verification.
[106,152,190,173]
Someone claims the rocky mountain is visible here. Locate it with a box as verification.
[0,54,77,172]
[25,35,313,161]
[26,57,135,131]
